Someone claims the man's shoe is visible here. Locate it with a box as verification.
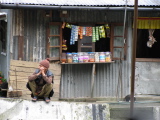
[45,97,50,103]
[32,96,38,102]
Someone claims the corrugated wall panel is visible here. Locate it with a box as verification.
[60,64,93,98]
[12,10,49,62]
[12,36,18,59]
[12,10,24,36]
[138,11,160,17]
[60,60,130,99]
[60,10,125,23]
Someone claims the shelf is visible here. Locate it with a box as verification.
[61,61,114,64]
[81,46,92,48]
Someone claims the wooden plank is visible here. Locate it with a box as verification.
[9,81,28,86]
[49,66,61,71]
[9,81,27,90]
[9,79,27,83]
[10,60,39,68]
[10,71,33,76]
[91,63,95,98]
[9,76,28,81]
[18,36,24,60]
[53,84,60,92]
[52,92,59,98]
[8,91,22,97]
[52,71,61,76]
[54,76,61,80]
[25,90,31,95]
[10,66,37,72]
[10,60,61,72]
[10,75,60,82]
[13,36,18,60]
[136,58,160,62]
[54,80,60,84]
[10,66,60,75]
[50,64,61,71]
[9,75,60,81]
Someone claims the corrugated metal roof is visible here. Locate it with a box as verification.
[1,0,160,7]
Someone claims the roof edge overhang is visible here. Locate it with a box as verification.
[0,4,160,11]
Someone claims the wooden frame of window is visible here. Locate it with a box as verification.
[110,23,127,60]
[47,22,62,60]
[136,58,160,62]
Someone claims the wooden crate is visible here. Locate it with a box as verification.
[7,90,22,97]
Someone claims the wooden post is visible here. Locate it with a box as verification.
[91,63,96,98]
[130,0,138,118]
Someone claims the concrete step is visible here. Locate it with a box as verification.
[110,107,154,120]
[135,94,160,101]
[109,100,160,120]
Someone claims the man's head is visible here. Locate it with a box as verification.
[39,58,50,69]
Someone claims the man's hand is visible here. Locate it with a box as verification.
[39,67,46,76]
[36,70,42,76]
[39,66,45,71]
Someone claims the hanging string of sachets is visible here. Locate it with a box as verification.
[65,23,108,45]
[78,27,83,39]
[70,25,79,45]
[92,26,100,42]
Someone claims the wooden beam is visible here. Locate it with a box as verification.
[91,63,95,98]
[130,0,138,118]
[18,36,24,60]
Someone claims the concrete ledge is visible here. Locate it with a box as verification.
[1,98,160,120]
[59,97,121,102]
[60,95,160,103]
[0,98,110,120]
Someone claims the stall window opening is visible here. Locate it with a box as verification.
[62,24,110,53]
[136,29,160,59]
[47,22,127,61]
[136,17,160,61]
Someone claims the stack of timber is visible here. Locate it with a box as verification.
[9,60,61,100]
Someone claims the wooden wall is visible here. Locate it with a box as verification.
[9,60,61,100]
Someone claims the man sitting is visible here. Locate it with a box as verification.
[27,58,54,103]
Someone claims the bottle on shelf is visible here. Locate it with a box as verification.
[105,52,111,62]
[72,53,78,63]
[99,52,105,62]
[78,52,84,63]
[61,53,67,63]
[89,52,95,62]
[67,53,73,63]
[83,52,89,63]
[95,52,99,62]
